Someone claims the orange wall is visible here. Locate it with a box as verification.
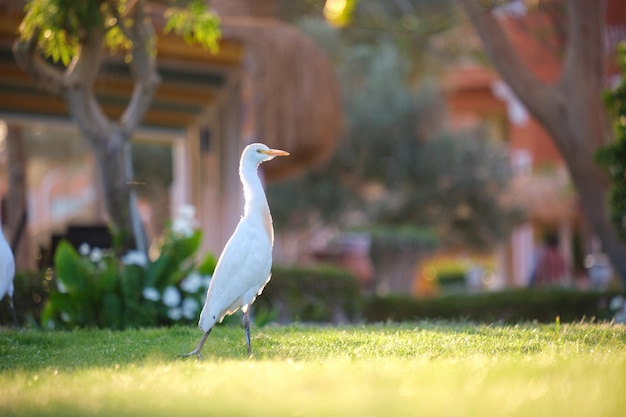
[508,118,563,168]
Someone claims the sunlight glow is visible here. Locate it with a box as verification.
[324,0,356,27]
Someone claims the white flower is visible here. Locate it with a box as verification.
[172,204,197,237]
[89,247,103,263]
[609,295,625,311]
[614,309,626,324]
[167,307,183,321]
[179,204,196,220]
[60,312,71,322]
[142,287,160,302]
[57,280,68,294]
[172,219,193,237]
[180,272,203,293]
[122,250,148,267]
[182,297,199,319]
[78,243,90,256]
[162,286,181,307]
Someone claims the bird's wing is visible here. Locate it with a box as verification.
[199,219,272,329]
[0,236,14,300]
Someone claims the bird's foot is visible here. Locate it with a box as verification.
[177,329,211,359]
[176,349,203,360]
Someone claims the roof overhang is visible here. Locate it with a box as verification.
[0,5,245,130]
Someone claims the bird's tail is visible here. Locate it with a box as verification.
[198,308,214,332]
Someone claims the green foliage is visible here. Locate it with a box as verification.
[364,288,626,324]
[387,131,518,250]
[42,226,215,330]
[164,0,221,53]
[18,0,221,66]
[598,41,626,242]
[0,270,51,327]
[267,35,518,250]
[254,264,363,324]
[19,0,104,65]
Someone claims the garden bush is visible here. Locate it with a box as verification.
[364,288,626,324]
[0,270,51,327]
[598,41,626,242]
[41,221,216,330]
[254,264,362,324]
[6,260,625,329]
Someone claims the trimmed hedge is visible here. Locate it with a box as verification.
[3,266,624,328]
[364,288,625,324]
[254,264,363,324]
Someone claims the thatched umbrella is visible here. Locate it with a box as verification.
[2,0,342,182]
[213,0,343,181]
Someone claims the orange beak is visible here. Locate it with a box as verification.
[261,149,290,157]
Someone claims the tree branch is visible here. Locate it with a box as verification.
[558,0,610,149]
[456,0,564,130]
[120,0,161,135]
[107,0,133,39]
[560,0,605,97]
[65,26,106,89]
[63,26,111,139]
[12,28,67,96]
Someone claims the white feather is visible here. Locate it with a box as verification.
[197,143,287,332]
[0,224,15,305]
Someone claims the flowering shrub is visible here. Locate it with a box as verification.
[42,207,216,329]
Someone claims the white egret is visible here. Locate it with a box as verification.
[179,143,289,358]
[0,220,16,327]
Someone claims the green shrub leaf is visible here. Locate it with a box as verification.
[54,240,86,294]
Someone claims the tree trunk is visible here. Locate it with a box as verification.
[12,1,159,254]
[88,127,147,253]
[5,125,32,270]
[457,0,626,284]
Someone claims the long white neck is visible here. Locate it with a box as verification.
[240,160,274,243]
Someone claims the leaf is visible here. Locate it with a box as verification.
[100,293,123,329]
[162,0,221,53]
[97,258,120,293]
[120,265,144,303]
[40,300,58,328]
[174,230,202,261]
[145,254,171,288]
[197,252,217,275]
[54,240,86,294]
[46,292,76,326]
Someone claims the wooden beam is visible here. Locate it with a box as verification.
[0,89,198,129]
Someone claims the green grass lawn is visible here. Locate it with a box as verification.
[1,321,625,416]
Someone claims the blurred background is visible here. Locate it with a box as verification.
[1,0,625,328]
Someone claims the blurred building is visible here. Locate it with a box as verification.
[0,0,341,269]
[444,0,626,288]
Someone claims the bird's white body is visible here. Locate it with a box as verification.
[0,224,15,307]
[198,205,273,331]
[197,143,286,334]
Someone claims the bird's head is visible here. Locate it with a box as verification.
[243,143,290,166]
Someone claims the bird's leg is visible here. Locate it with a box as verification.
[243,308,252,357]
[178,328,212,359]
[9,296,17,329]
